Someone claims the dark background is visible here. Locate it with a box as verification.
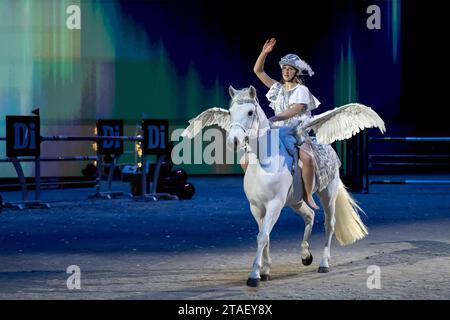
[1,0,448,177]
[117,0,448,135]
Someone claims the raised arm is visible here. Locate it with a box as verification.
[253,38,277,88]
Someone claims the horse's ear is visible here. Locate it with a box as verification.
[249,85,256,98]
[229,85,236,98]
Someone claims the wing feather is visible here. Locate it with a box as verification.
[300,103,386,144]
[181,107,230,139]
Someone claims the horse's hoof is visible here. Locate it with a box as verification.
[302,254,313,266]
[318,266,329,273]
[246,278,260,287]
[260,274,270,281]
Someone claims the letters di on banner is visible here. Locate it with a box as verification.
[142,119,168,155]
[6,116,40,157]
[96,119,124,155]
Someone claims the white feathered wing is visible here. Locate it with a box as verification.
[181,108,230,139]
[299,103,386,144]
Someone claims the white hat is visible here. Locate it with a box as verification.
[279,54,314,77]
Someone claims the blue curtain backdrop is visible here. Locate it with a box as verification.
[0,0,447,177]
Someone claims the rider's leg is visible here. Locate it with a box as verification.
[280,127,297,157]
[299,149,319,210]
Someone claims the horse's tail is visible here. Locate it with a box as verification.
[334,179,368,246]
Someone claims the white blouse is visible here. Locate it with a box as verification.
[266,82,320,127]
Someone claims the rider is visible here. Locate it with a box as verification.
[253,38,320,210]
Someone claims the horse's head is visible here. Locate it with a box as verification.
[226,85,266,151]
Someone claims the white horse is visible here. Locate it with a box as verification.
[182,86,385,287]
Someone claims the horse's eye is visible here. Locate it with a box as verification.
[248,111,253,116]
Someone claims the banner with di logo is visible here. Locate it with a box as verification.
[142,119,168,155]
[6,116,40,157]
[96,119,124,155]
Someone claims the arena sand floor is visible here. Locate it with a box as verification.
[0,174,449,300]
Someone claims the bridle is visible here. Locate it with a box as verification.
[229,98,258,138]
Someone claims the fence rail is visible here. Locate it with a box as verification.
[369,136,450,185]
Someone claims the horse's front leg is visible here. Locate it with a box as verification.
[249,204,270,279]
[261,239,271,281]
[248,204,270,284]
[247,199,283,287]
[259,218,271,282]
